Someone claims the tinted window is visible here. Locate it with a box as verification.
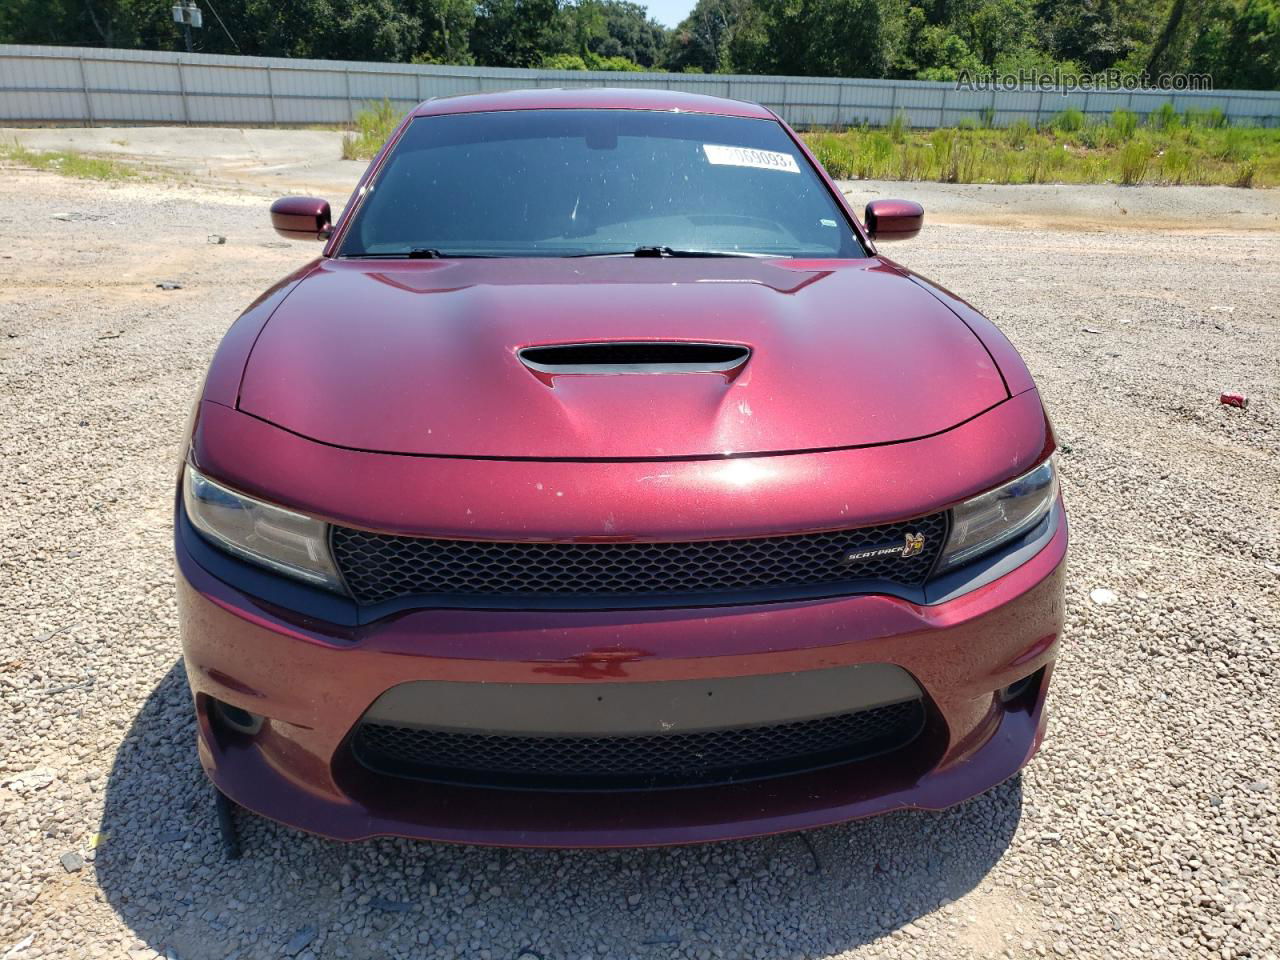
[340,109,864,259]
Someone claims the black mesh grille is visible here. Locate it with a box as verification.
[331,513,947,607]
[353,699,926,790]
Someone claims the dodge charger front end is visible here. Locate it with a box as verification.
[175,88,1066,847]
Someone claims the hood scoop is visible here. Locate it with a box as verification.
[518,341,750,377]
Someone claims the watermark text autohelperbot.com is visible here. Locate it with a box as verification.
[956,70,1213,94]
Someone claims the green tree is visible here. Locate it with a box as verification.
[1036,0,1144,73]
[591,0,668,66]
[1218,0,1280,88]
[664,0,764,72]
[408,0,477,63]
[743,0,905,78]
[472,0,564,65]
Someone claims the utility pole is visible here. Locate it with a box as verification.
[172,2,203,53]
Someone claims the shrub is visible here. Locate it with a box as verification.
[929,129,955,173]
[856,132,894,178]
[1078,122,1105,149]
[1185,106,1227,129]
[1110,109,1138,142]
[1079,156,1106,182]
[1052,107,1085,133]
[541,53,589,70]
[886,109,908,143]
[1118,139,1152,184]
[1148,102,1179,131]
[1215,126,1250,162]
[343,99,400,160]
[1004,119,1032,149]
[1233,156,1258,188]
[809,136,856,179]
[899,145,933,180]
[942,134,983,183]
[1161,145,1192,184]
[1027,145,1061,183]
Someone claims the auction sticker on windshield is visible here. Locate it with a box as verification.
[702,144,800,173]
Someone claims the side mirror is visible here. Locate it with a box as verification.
[270,196,332,241]
[864,199,923,242]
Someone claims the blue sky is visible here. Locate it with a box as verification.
[645,0,696,28]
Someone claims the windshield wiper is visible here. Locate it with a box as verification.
[573,246,775,259]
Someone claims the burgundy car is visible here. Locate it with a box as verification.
[175,88,1066,850]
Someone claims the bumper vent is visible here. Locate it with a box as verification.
[352,698,926,790]
[330,512,947,608]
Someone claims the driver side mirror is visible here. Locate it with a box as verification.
[270,196,332,241]
[864,199,923,242]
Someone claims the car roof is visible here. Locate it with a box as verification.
[412,87,778,121]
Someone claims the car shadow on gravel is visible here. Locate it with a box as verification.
[96,662,1023,959]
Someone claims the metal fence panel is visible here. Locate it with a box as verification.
[2,44,1278,130]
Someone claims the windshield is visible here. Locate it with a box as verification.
[339,109,865,259]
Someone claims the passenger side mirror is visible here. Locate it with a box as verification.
[270,196,332,241]
[864,199,923,242]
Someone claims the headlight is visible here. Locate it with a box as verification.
[938,457,1058,572]
[182,465,344,591]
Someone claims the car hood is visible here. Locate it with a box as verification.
[237,257,1008,459]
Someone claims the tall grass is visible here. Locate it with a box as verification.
[1051,108,1085,133]
[1004,119,1032,149]
[886,109,908,144]
[342,99,402,160]
[856,132,894,178]
[800,119,1278,188]
[1148,102,1179,131]
[1185,106,1227,129]
[1118,139,1153,184]
[1215,127,1251,162]
[1110,109,1138,142]
[1161,144,1192,184]
[1234,157,1259,188]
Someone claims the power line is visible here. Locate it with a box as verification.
[202,0,241,51]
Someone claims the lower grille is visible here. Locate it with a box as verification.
[331,512,948,608]
[352,699,926,791]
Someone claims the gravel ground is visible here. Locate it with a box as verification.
[0,164,1277,960]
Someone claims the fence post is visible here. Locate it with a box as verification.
[835,80,846,129]
[1034,88,1045,127]
[265,66,277,126]
[1082,90,1091,124]
[940,85,949,127]
[344,69,353,122]
[176,58,190,125]
[76,56,94,127]
[888,82,897,129]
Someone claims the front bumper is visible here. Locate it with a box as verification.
[176,501,1066,848]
